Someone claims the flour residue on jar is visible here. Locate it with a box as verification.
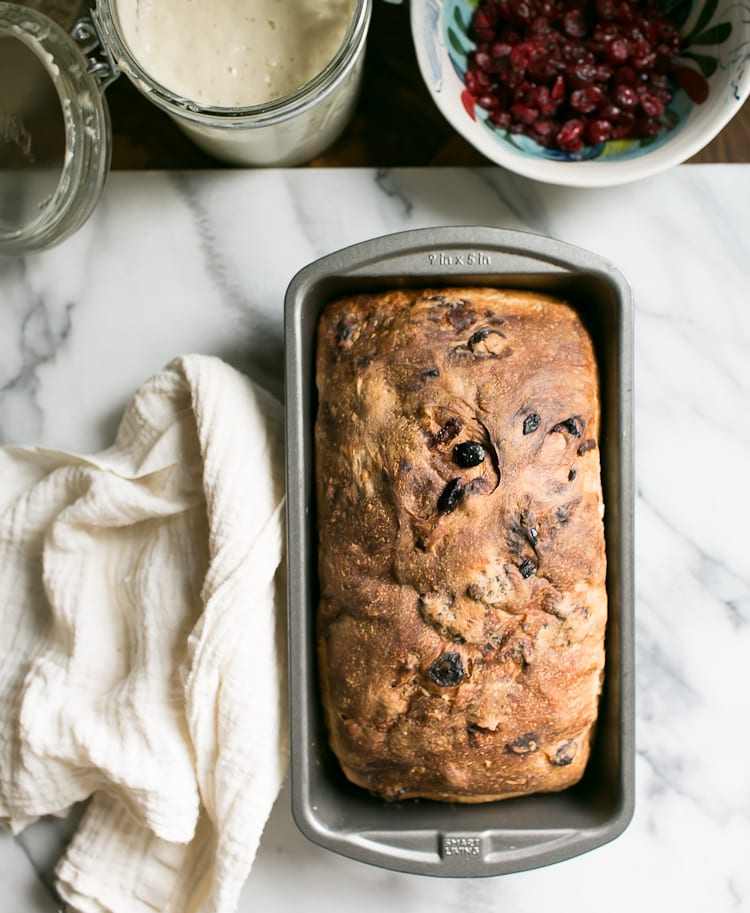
[115,0,354,107]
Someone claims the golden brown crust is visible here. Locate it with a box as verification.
[314,288,606,802]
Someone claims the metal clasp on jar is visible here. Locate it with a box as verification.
[70,10,119,91]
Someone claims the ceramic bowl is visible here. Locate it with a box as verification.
[411,0,750,186]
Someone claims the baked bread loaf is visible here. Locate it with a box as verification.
[314,287,606,803]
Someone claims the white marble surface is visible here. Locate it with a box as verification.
[1,165,749,912]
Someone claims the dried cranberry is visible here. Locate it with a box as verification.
[515,0,535,23]
[510,101,540,123]
[640,92,664,116]
[428,653,465,687]
[611,113,636,137]
[586,117,613,143]
[637,115,662,135]
[615,83,638,107]
[552,416,583,436]
[434,417,462,445]
[532,119,556,143]
[474,50,492,71]
[528,54,561,82]
[595,0,617,21]
[557,117,585,148]
[631,41,656,70]
[453,441,487,467]
[475,68,491,90]
[478,93,501,110]
[553,740,577,765]
[468,327,490,347]
[507,732,540,753]
[335,318,358,343]
[563,40,591,63]
[606,37,629,64]
[563,8,587,37]
[570,87,598,112]
[437,477,464,514]
[491,110,513,128]
[464,475,492,495]
[472,9,497,40]
[492,40,513,58]
[530,15,551,33]
[529,84,552,109]
[509,42,532,71]
[617,1,635,23]
[475,26,496,43]
[533,117,555,134]
[464,70,480,94]
[569,62,597,86]
[614,65,637,85]
[474,10,493,30]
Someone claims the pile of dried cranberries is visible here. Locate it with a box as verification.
[466,0,684,152]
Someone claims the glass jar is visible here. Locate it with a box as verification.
[94,0,371,167]
[0,0,371,254]
[0,2,110,254]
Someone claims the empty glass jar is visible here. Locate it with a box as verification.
[0,0,371,253]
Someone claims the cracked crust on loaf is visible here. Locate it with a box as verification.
[314,287,607,802]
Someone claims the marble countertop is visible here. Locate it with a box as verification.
[1,165,749,912]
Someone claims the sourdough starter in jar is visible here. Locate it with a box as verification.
[115,0,354,107]
[104,0,367,164]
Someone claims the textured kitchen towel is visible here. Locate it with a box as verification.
[0,355,287,913]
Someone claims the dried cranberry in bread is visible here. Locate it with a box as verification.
[315,287,606,802]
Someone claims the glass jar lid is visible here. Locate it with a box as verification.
[0,2,112,254]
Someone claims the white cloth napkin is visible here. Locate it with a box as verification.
[0,354,288,913]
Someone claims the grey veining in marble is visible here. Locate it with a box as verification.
[1,165,749,913]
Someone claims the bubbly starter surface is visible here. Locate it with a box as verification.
[116,0,353,107]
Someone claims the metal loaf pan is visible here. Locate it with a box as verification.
[284,226,634,877]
